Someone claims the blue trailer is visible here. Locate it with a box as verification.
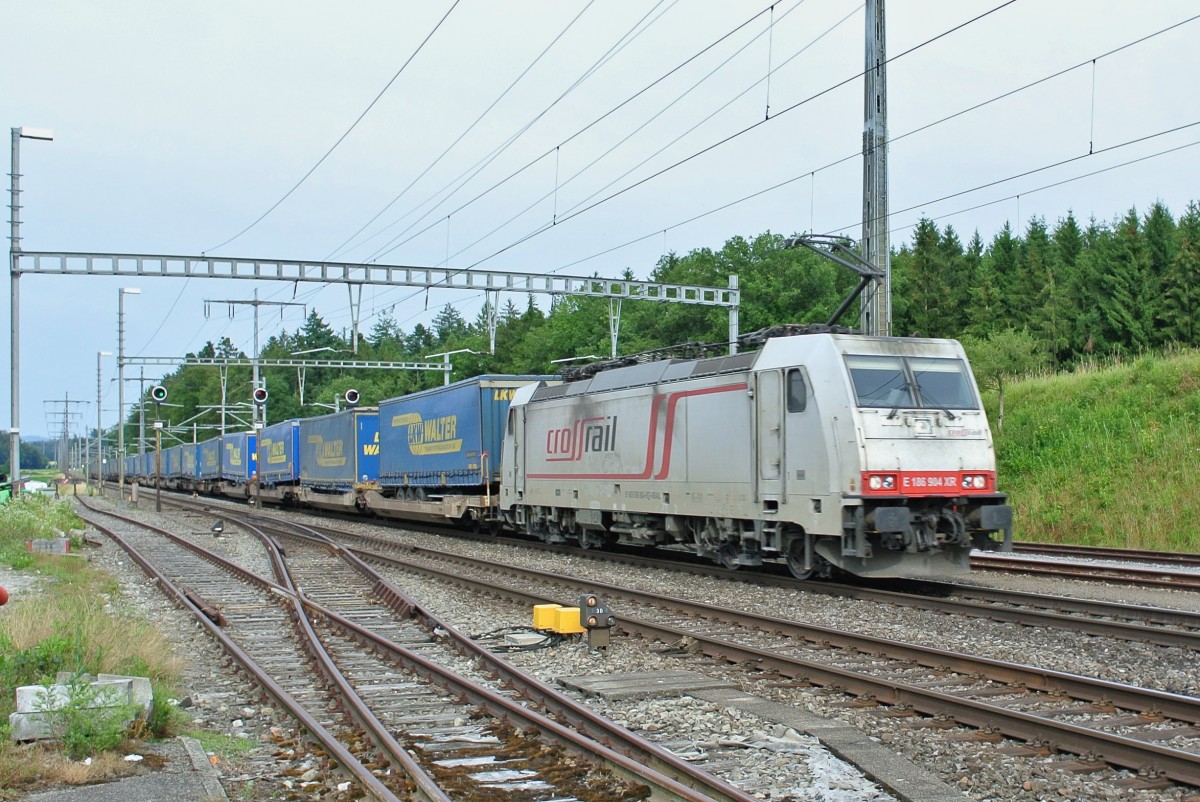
[299,408,378,492]
[220,432,257,482]
[161,445,179,479]
[379,375,555,490]
[180,443,198,480]
[198,437,222,480]
[258,419,301,487]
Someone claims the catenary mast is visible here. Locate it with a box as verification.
[861,0,891,336]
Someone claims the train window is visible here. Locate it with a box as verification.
[910,357,978,410]
[845,355,911,407]
[786,369,806,412]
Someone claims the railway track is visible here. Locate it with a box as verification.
[251,513,1200,791]
[80,496,761,802]
[1012,541,1200,569]
[971,552,1200,591]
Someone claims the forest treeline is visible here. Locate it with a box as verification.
[138,200,1200,438]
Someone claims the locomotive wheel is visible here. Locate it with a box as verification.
[786,540,828,580]
[717,543,740,571]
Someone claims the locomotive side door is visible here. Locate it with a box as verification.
[755,369,785,502]
[509,405,525,497]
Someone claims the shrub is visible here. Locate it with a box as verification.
[35,675,139,760]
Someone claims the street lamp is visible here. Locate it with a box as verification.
[96,352,111,494]
[9,126,53,494]
[117,287,140,501]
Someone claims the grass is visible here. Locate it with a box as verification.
[0,497,186,795]
[991,349,1200,550]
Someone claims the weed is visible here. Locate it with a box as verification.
[34,676,140,760]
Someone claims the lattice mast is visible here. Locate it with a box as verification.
[861,0,891,336]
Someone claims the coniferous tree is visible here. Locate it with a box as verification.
[1158,202,1200,346]
[1142,201,1177,346]
[938,224,970,335]
[1098,208,1150,353]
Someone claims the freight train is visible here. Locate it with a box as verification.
[118,327,1012,579]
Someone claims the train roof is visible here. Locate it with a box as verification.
[530,331,966,400]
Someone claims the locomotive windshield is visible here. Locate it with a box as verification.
[845,355,978,410]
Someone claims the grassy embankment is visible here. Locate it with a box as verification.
[0,495,185,793]
[990,348,1200,550]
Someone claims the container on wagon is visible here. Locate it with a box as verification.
[378,375,556,490]
[298,408,379,491]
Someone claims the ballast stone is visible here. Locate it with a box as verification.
[9,674,153,742]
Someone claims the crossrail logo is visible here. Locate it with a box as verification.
[392,412,462,456]
[545,416,618,462]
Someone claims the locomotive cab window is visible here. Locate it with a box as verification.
[910,357,977,410]
[845,355,978,411]
[845,355,910,407]
[786,369,806,412]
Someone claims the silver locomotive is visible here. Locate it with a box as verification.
[500,329,1012,579]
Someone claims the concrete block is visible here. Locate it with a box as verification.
[26,538,71,554]
[98,674,153,714]
[9,711,55,742]
[15,685,68,714]
[11,675,152,742]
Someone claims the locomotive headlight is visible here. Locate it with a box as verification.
[869,476,883,490]
[882,475,895,490]
[962,474,986,489]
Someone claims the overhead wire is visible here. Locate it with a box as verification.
[333,0,680,262]
[203,0,462,254]
[349,0,774,263]
[534,12,1200,275]
[884,139,1200,239]
[831,120,1200,235]
[355,0,824,321]
[437,1,854,268]
[322,0,603,262]
[456,0,1020,271]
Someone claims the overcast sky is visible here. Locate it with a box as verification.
[4,0,1198,439]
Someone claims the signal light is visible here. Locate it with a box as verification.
[252,387,268,405]
[579,593,613,629]
[343,388,360,408]
[150,385,167,403]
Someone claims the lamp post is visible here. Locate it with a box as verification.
[96,351,111,494]
[9,126,53,495]
[117,287,140,501]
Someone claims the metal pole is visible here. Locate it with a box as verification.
[154,412,161,513]
[117,288,140,499]
[9,127,52,495]
[97,352,109,493]
[9,130,21,493]
[138,368,146,458]
[252,287,259,429]
[861,0,891,336]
